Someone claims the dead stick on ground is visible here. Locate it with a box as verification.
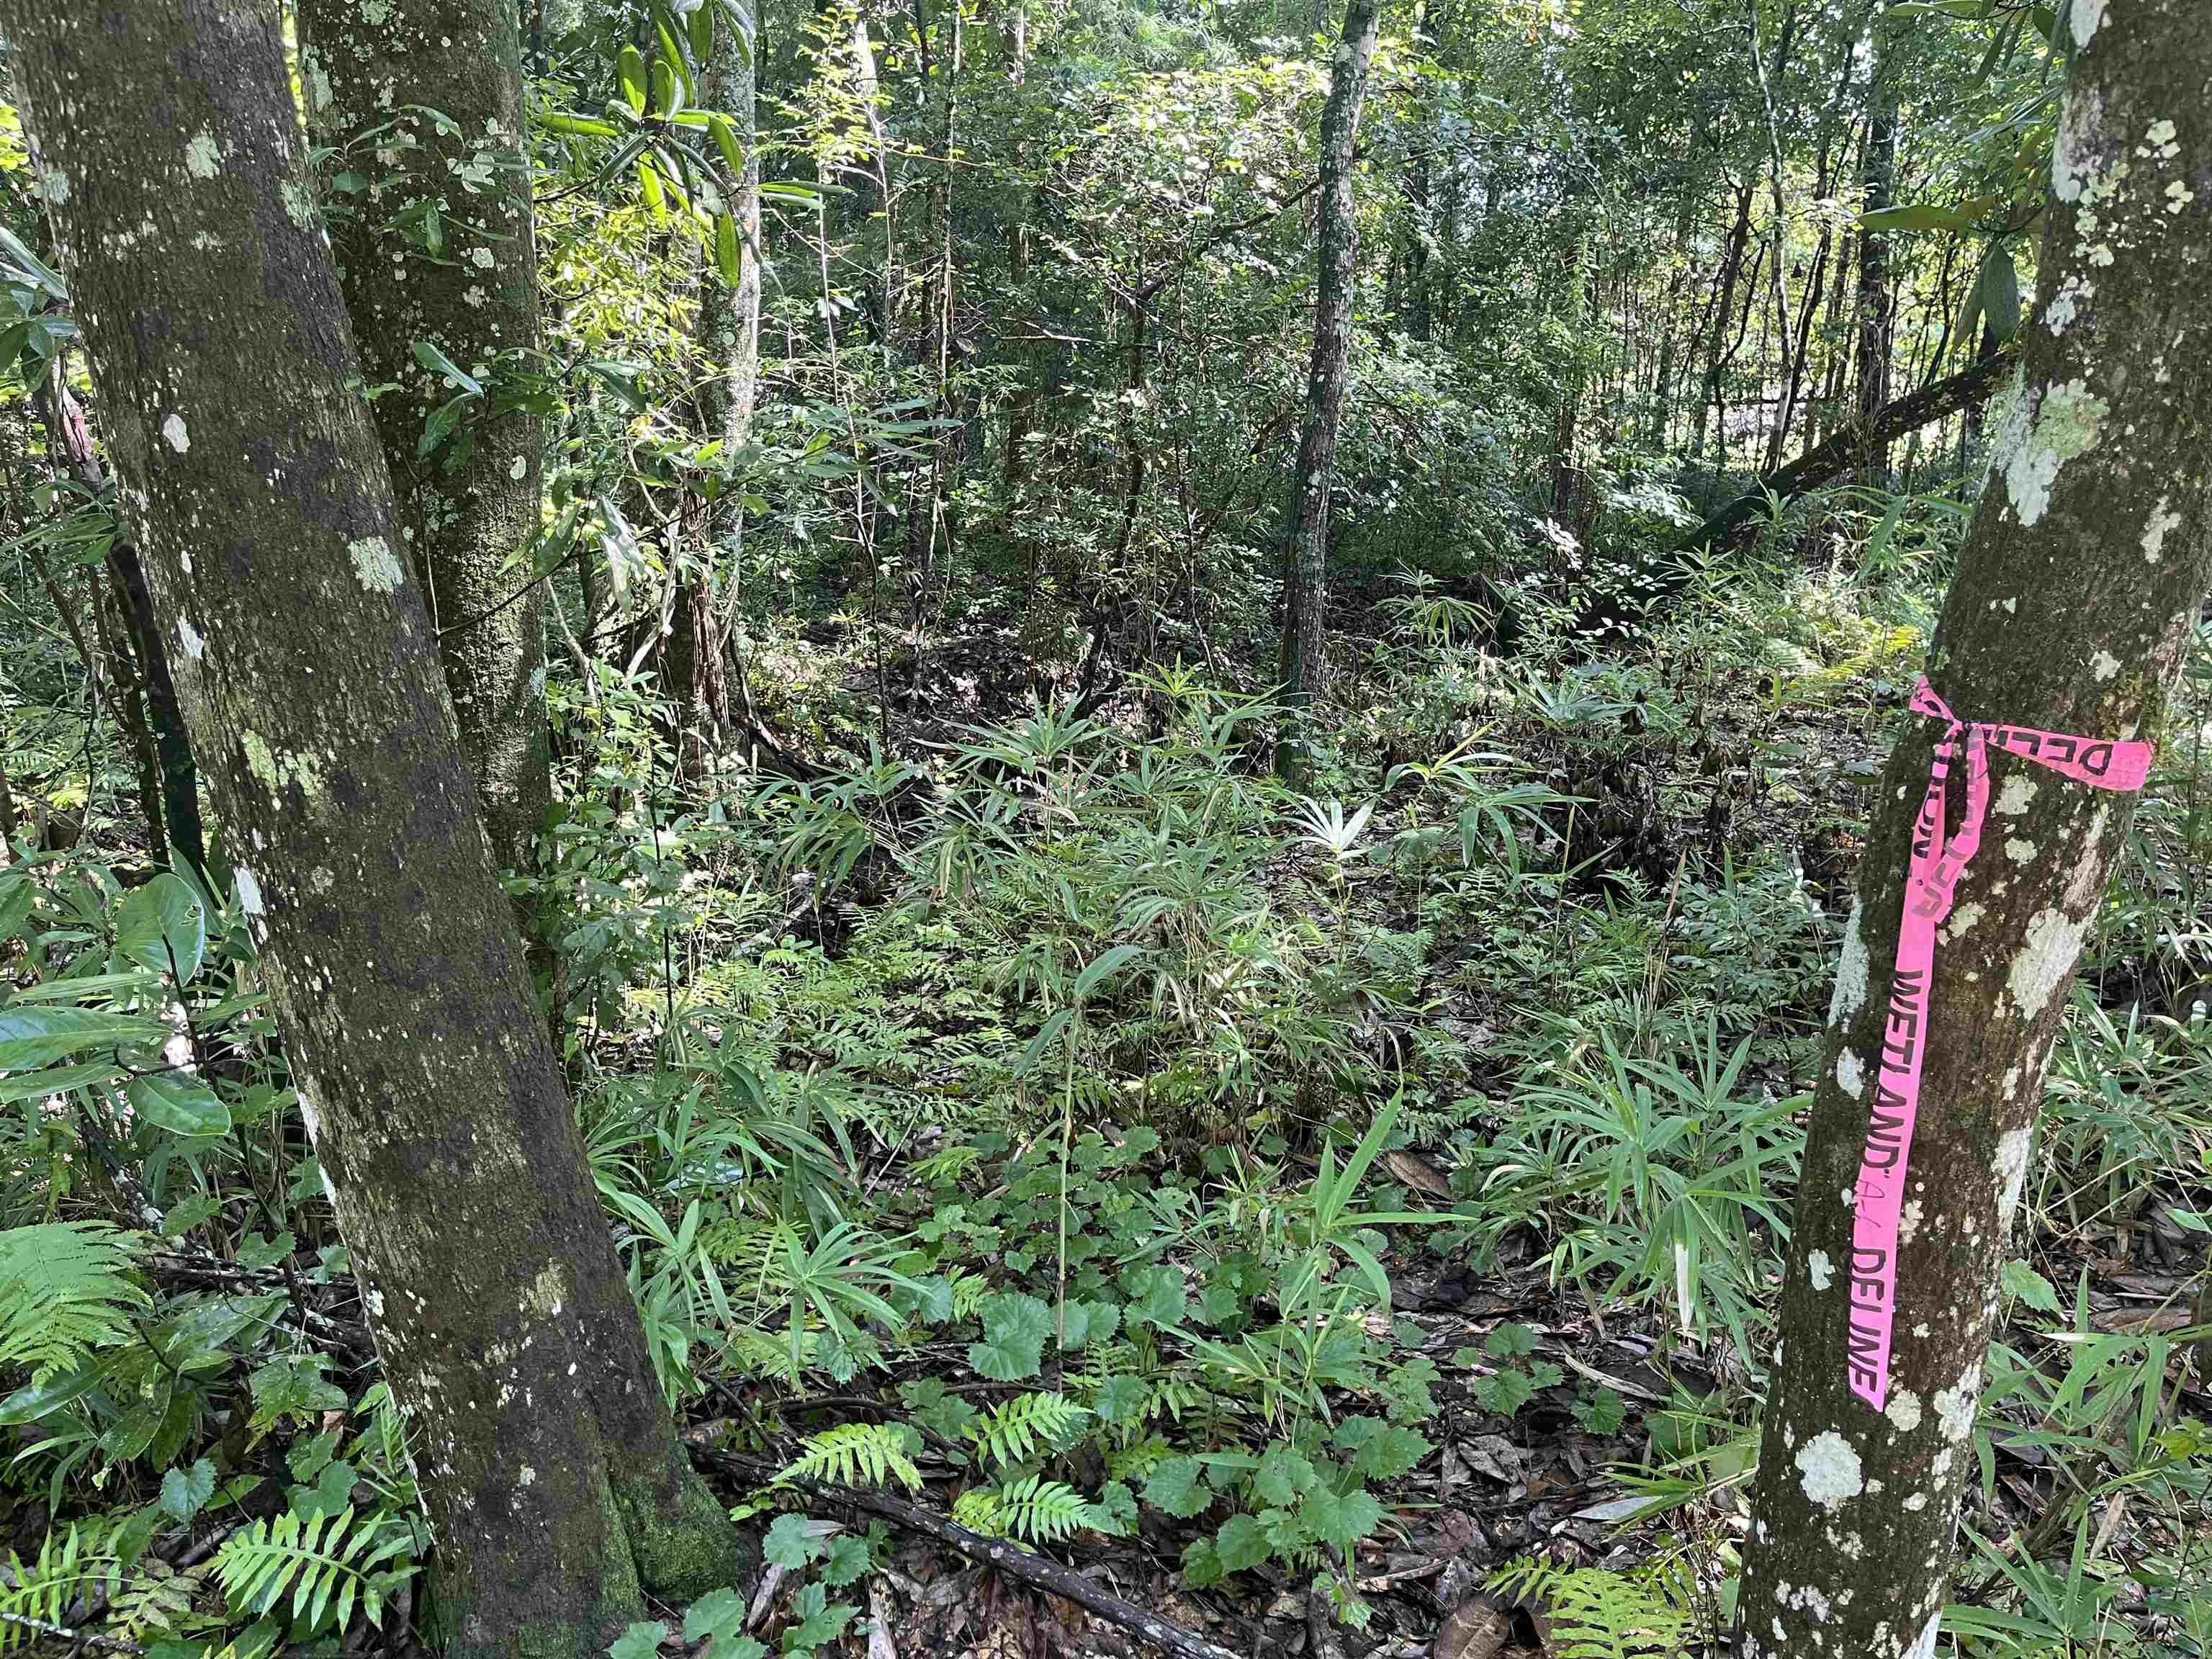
[693,1449,1245,1659]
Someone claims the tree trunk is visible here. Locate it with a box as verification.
[1853,0,1899,478]
[1738,6,2212,1650]
[297,0,552,873]
[6,6,755,1655]
[32,372,204,877]
[1750,0,1800,470]
[1275,0,1380,771]
[660,4,762,784]
[1697,176,1755,474]
[1675,346,2011,552]
[905,0,962,621]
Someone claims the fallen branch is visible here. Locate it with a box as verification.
[1673,346,2017,552]
[0,1606,148,1653]
[691,1447,1244,1659]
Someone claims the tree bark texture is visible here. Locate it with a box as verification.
[1739,6,2212,1652]
[4,6,753,1654]
[298,0,552,873]
[1276,0,1380,735]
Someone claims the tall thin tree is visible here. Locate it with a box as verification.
[1277,0,1380,773]
[297,0,553,873]
[1738,1,2212,1648]
[5,4,755,1652]
[1851,0,1899,478]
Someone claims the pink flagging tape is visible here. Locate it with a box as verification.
[1845,677,2152,1411]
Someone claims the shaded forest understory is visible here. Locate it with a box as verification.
[2,0,2211,1657]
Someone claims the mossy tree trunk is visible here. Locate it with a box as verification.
[1275,0,1379,773]
[4,5,753,1653]
[1738,4,2212,1653]
[296,0,552,874]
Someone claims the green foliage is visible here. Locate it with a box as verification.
[952,1476,1103,1545]
[0,1520,122,1650]
[778,1423,923,1493]
[0,1221,143,1382]
[213,1507,415,1639]
[966,1392,1089,1471]
[1485,1556,1696,1659]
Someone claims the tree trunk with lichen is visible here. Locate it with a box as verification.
[297,0,551,873]
[1738,6,2212,1653]
[1275,0,1379,775]
[4,5,754,1654]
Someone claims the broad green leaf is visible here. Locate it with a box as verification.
[1299,1483,1384,1551]
[1253,1444,1316,1506]
[968,1292,1053,1381]
[1142,1457,1210,1519]
[1121,1264,1187,1330]
[709,114,745,181]
[617,44,649,114]
[117,871,206,982]
[0,1004,168,1069]
[160,1457,215,1520]
[1476,1367,1536,1418]
[714,211,742,287]
[682,1587,747,1642]
[1213,1513,1270,1573]
[2000,1258,2060,1313]
[410,338,483,397]
[1072,943,1141,1004]
[127,1071,232,1136]
[1483,1322,1537,1359]
[1093,1374,1147,1425]
[1862,202,1976,233]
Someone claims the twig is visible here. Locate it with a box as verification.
[692,1448,1244,1659]
[0,1607,147,1653]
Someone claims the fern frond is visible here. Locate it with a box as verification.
[1485,1556,1691,1659]
[945,1269,991,1321]
[0,1223,145,1382]
[699,1214,779,1276]
[953,1478,1097,1546]
[0,1522,122,1652]
[778,1422,922,1493]
[964,1393,1089,1471]
[215,1506,415,1637]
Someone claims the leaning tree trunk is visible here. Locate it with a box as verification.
[297,0,552,873]
[1738,5,2212,1652]
[4,5,755,1654]
[1275,0,1380,773]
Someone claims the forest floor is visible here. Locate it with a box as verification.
[8,550,2211,1659]
[556,559,2210,1657]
